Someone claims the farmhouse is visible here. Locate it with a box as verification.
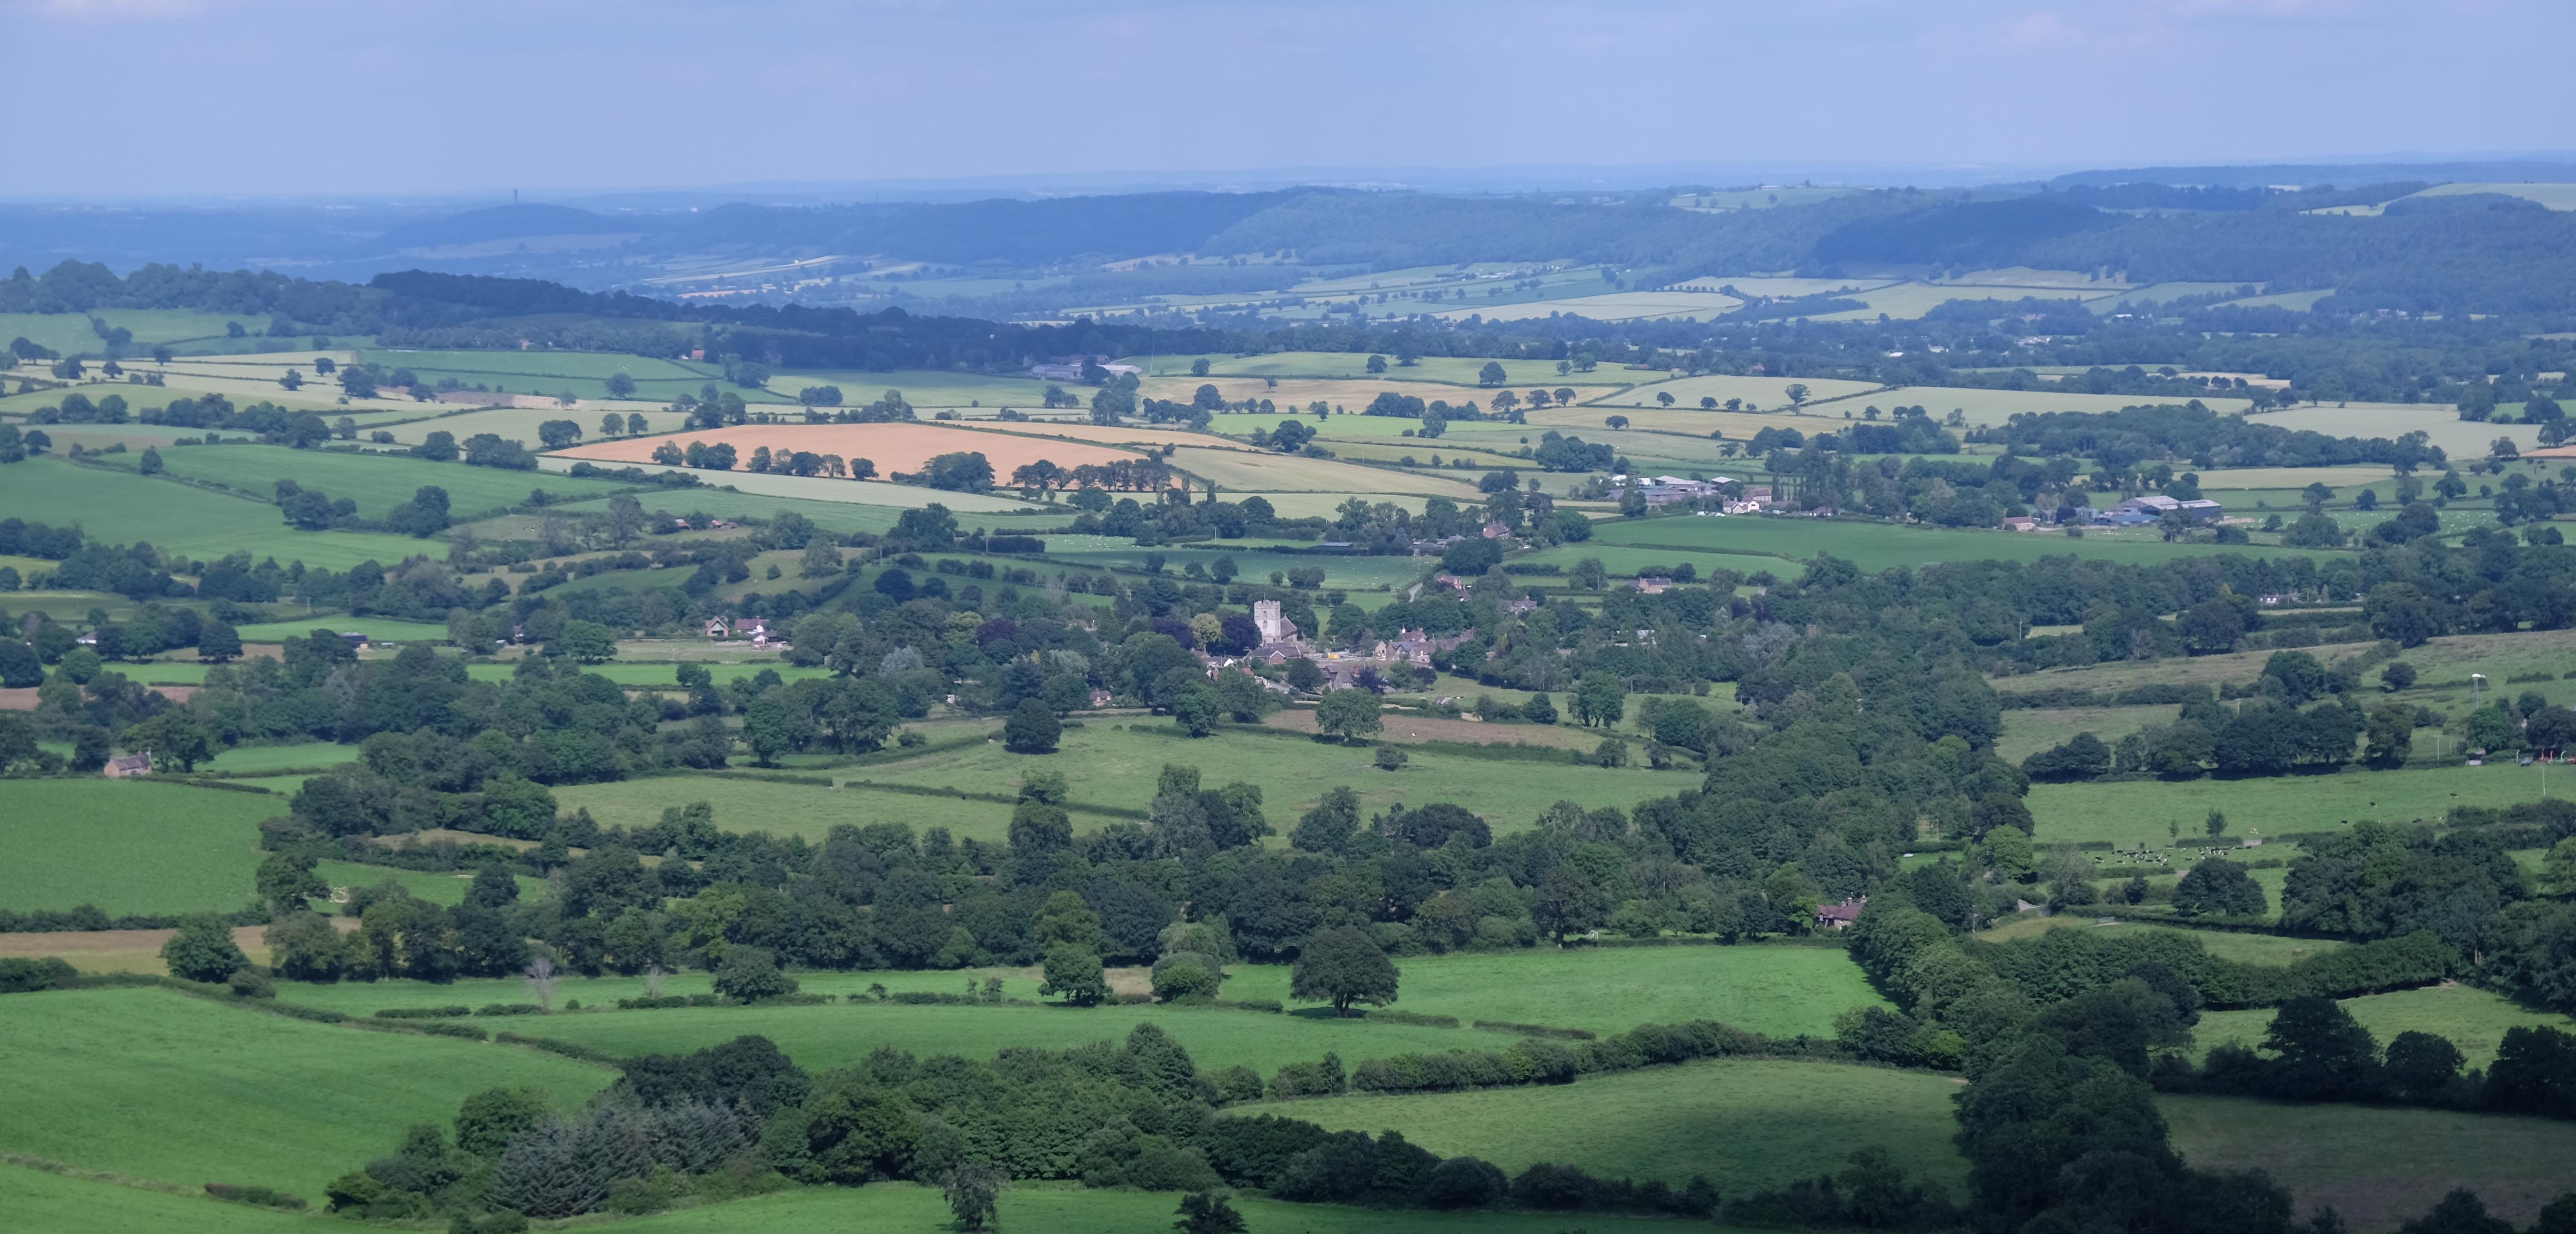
[1814,896,1867,930]
[1632,576,1675,595]
[104,751,152,778]
[2001,516,2039,533]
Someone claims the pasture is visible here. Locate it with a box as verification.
[1560,513,2336,574]
[1591,373,1883,412]
[200,741,355,774]
[230,616,452,643]
[762,368,1075,409]
[1219,945,1888,1037]
[2162,1095,2576,1229]
[1433,289,1744,323]
[1976,917,2347,966]
[1167,351,1621,387]
[267,964,1052,1017]
[96,444,647,518]
[2026,764,2558,848]
[605,1183,1718,1234]
[312,860,547,907]
[556,423,1155,480]
[2247,403,2528,458]
[2190,985,2576,1070]
[1247,1058,1971,1192]
[0,988,612,1201]
[0,1163,338,1234]
[1162,446,1485,498]
[378,405,702,446]
[1807,280,2121,323]
[1815,384,2252,424]
[457,999,1503,1075]
[1996,703,2182,764]
[2,780,276,915]
[839,721,1702,831]
[527,489,925,537]
[0,457,433,571]
[550,775,1034,845]
[359,348,755,404]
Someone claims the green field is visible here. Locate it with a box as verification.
[1592,373,1885,412]
[1245,1058,1971,1192]
[310,860,547,907]
[1146,351,1617,389]
[95,444,647,518]
[444,999,1511,1075]
[1980,917,2346,966]
[841,722,1701,835]
[1222,946,1886,1037]
[0,309,269,359]
[2164,1095,2576,1230]
[0,989,613,1200]
[269,966,1057,1017]
[3,780,275,915]
[230,616,454,643]
[198,741,357,774]
[1996,704,2182,764]
[552,775,1034,845]
[358,348,758,404]
[2028,764,2560,848]
[1560,513,2341,574]
[0,1167,1734,1234]
[2191,985,2576,1070]
[0,457,434,571]
[759,368,1066,409]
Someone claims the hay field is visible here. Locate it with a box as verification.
[0,457,432,571]
[759,368,1065,409]
[844,722,1695,830]
[526,457,1043,513]
[557,423,1158,479]
[376,405,701,446]
[1163,446,1485,497]
[1832,384,2252,425]
[1587,373,1884,412]
[1154,352,1620,387]
[1137,374,1513,410]
[970,421,1224,450]
[1432,289,1743,323]
[1807,280,2121,323]
[2248,403,2527,457]
[1669,276,1896,296]
[0,988,613,1200]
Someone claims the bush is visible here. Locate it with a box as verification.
[227,968,276,999]
[0,956,77,994]
[376,1006,472,1019]
[204,1182,308,1210]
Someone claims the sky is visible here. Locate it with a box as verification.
[4,0,2570,198]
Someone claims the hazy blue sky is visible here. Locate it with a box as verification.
[5,0,2568,197]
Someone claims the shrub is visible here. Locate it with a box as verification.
[377,1006,473,1019]
[204,1182,308,1210]
[0,956,77,994]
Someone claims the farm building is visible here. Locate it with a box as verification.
[104,751,152,778]
[1814,896,1867,930]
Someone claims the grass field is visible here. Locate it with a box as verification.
[0,309,268,358]
[758,368,1066,409]
[2191,985,2576,1070]
[2163,1095,2576,1229]
[2027,764,2559,848]
[1039,535,1427,591]
[529,460,1047,513]
[1549,514,2335,575]
[0,457,434,571]
[0,988,613,1199]
[3,780,276,915]
[1161,446,1485,498]
[199,741,355,774]
[1806,281,2120,325]
[1142,352,1619,389]
[1590,373,1884,412]
[230,616,453,643]
[0,1162,1753,1234]
[2248,403,2521,458]
[0,1164,341,1234]
[1977,917,2347,966]
[94,444,647,518]
[1996,704,2182,764]
[311,860,547,907]
[558,424,1153,479]
[551,775,1034,844]
[1244,1058,1971,1192]
[359,348,760,405]
[457,999,1507,1075]
[841,722,1702,833]
[1220,946,1886,1037]
[1433,289,1744,323]
[268,965,1056,1017]
[1807,384,2251,424]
